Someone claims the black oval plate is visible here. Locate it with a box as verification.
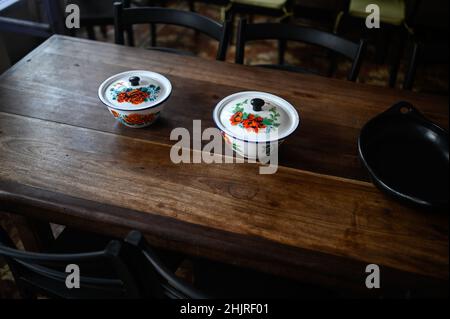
[358,101,449,212]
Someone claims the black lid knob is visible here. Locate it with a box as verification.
[129,76,140,86]
[251,98,265,112]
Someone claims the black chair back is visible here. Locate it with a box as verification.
[114,3,231,60]
[403,39,449,90]
[0,226,140,299]
[236,19,366,81]
[124,231,208,299]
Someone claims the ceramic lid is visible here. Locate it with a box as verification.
[213,91,300,142]
[98,70,172,111]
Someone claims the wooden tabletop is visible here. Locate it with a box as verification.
[0,35,448,296]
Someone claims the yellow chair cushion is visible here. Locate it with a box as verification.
[349,0,405,26]
[231,0,288,10]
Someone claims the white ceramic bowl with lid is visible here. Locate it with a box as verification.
[98,70,172,128]
[213,91,300,160]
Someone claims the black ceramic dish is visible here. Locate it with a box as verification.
[358,101,449,212]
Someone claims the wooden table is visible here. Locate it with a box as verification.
[0,35,448,297]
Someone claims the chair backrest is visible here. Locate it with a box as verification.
[113,3,231,60]
[235,19,366,81]
[124,231,209,299]
[403,39,449,90]
[0,226,141,299]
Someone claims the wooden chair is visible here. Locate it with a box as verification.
[0,226,206,299]
[66,0,135,45]
[225,0,292,54]
[335,0,413,87]
[235,19,366,81]
[403,39,449,91]
[125,230,333,298]
[127,0,166,48]
[124,231,208,299]
[113,3,231,60]
[66,0,114,40]
[291,0,349,31]
[0,226,141,299]
[402,0,448,91]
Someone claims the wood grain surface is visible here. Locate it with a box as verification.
[0,35,448,295]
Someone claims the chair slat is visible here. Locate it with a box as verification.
[114,3,231,61]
